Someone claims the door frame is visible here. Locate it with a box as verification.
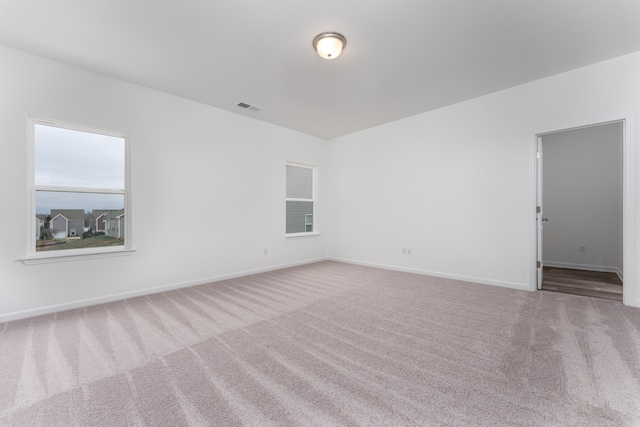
[536,135,543,290]
[531,115,635,306]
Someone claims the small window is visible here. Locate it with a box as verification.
[27,118,131,261]
[286,163,316,235]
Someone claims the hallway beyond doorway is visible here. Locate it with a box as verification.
[542,267,622,301]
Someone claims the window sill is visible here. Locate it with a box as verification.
[285,232,321,238]
[22,247,135,265]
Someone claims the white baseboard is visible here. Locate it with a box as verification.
[543,261,623,281]
[0,257,329,323]
[329,257,530,292]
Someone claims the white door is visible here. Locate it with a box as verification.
[536,136,545,290]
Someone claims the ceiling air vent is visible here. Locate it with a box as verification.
[237,102,261,112]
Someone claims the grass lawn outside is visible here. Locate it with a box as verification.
[36,235,123,251]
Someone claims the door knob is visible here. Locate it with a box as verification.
[542,217,549,222]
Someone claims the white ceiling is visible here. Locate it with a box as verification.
[1,0,639,139]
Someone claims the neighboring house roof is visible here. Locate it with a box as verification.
[104,209,125,219]
[51,213,68,221]
[94,209,124,220]
[50,209,86,220]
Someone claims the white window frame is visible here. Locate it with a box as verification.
[23,117,134,264]
[285,162,318,237]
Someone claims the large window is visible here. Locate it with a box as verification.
[286,162,316,236]
[26,118,131,262]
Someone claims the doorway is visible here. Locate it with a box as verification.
[536,121,625,301]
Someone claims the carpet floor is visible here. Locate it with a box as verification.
[1,261,640,426]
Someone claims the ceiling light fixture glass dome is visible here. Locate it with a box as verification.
[313,32,346,59]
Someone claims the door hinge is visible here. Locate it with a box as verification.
[536,206,541,214]
[537,261,541,268]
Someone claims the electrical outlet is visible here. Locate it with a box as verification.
[407,248,412,255]
[264,248,268,255]
[578,245,586,253]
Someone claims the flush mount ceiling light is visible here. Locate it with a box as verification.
[312,32,346,59]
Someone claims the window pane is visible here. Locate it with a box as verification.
[286,201,313,233]
[35,191,125,251]
[286,165,312,199]
[35,124,125,188]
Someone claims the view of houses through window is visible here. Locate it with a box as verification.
[32,119,128,253]
[36,203,125,252]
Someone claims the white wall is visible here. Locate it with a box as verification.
[542,123,623,276]
[0,45,328,321]
[327,51,639,306]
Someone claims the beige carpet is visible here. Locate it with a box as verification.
[1,261,640,426]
